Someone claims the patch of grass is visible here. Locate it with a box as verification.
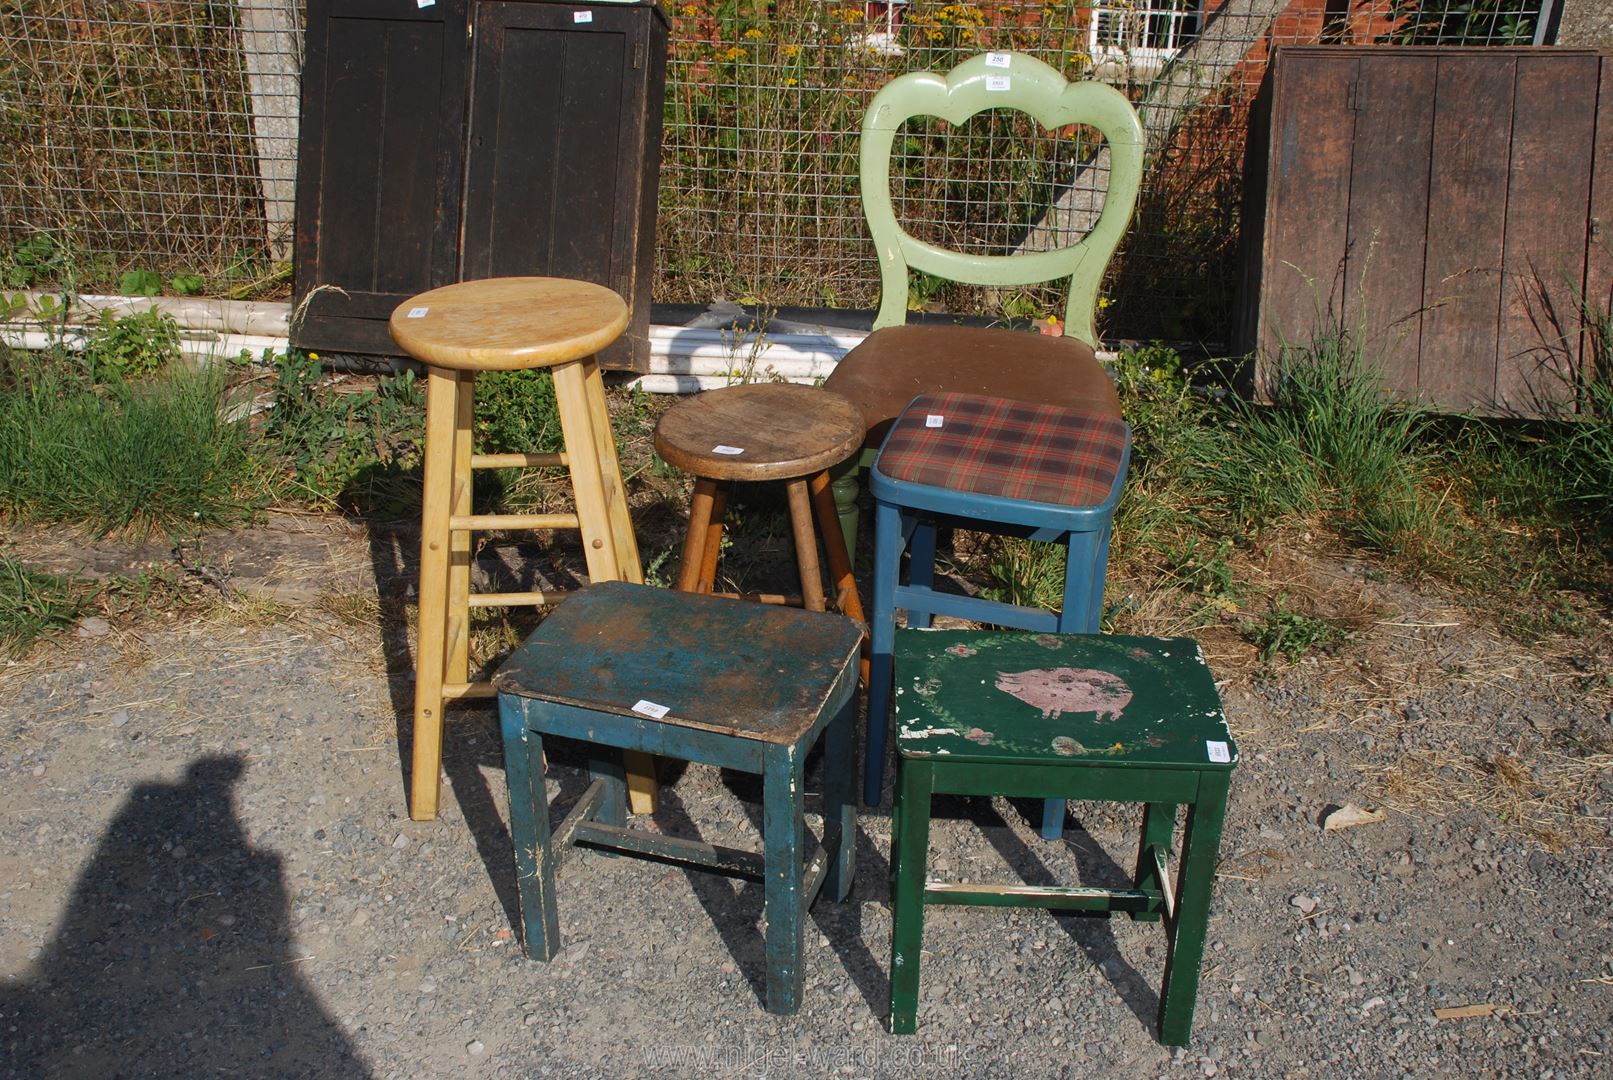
[1231,328,1444,553]
[0,346,249,536]
[0,556,90,658]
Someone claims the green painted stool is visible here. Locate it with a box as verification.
[886,629,1236,1045]
[493,581,862,1016]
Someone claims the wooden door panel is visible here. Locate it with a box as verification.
[1496,53,1599,412]
[1419,53,1514,410]
[1341,55,1436,392]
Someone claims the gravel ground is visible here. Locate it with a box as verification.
[1,514,1610,1079]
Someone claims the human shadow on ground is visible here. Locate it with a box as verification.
[0,756,371,1079]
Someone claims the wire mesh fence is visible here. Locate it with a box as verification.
[0,0,1557,342]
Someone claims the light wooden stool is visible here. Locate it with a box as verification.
[389,277,655,821]
[654,383,866,623]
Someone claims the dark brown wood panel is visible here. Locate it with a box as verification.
[1585,57,1613,408]
[1259,54,1358,367]
[1419,53,1514,410]
[294,0,666,370]
[1495,53,1599,413]
[1341,55,1435,392]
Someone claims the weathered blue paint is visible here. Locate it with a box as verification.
[496,581,862,1016]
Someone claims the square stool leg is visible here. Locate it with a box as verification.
[1159,771,1230,1045]
[499,695,561,961]
[821,693,858,902]
[762,743,807,1015]
[887,756,934,1034]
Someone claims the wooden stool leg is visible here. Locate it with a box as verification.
[499,695,560,960]
[863,498,905,807]
[785,478,827,612]
[553,360,656,813]
[411,365,461,821]
[552,360,623,584]
[888,756,934,1034]
[698,483,727,594]
[762,742,807,1015]
[582,357,642,580]
[1158,773,1230,1046]
[675,477,721,593]
[810,469,868,685]
[447,370,476,686]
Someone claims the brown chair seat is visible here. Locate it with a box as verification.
[822,324,1123,448]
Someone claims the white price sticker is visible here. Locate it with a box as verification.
[1206,740,1231,763]
[924,414,944,429]
[985,52,1011,68]
[986,75,1011,92]
[417,0,436,8]
[712,444,745,455]
[632,700,670,719]
[573,10,593,22]
[407,307,429,318]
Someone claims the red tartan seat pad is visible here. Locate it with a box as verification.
[875,392,1129,507]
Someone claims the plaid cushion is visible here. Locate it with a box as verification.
[876,392,1129,507]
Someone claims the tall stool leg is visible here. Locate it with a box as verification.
[552,359,657,814]
[1158,773,1229,1045]
[582,357,642,580]
[447,371,476,686]
[412,366,461,820]
[785,478,827,612]
[888,756,934,1034]
[1131,801,1177,923]
[762,743,807,1015]
[552,361,624,584]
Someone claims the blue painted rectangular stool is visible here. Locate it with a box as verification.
[886,628,1236,1044]
[492,581,863,1015]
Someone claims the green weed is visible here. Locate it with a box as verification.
[0,556,90,659]
[1244,594,1349,663]
[81,307,181,381]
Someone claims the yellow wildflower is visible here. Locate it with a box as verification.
[742,27,764,40]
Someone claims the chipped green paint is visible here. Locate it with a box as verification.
[894,630,1236,769]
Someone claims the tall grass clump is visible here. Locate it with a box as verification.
[1229,329,1443,553]
[0,347,248,536]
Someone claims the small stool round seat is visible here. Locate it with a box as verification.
[390,276,652,821]
[654,384,865,621]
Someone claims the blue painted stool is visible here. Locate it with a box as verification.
[492,581,862,1015]
[886,629,1236,1044]
[864,391,1131,838]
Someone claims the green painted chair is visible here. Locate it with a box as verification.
[885,628,1237,1045]
[823,50,1144,537]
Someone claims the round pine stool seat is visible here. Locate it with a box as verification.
[390,276,653,822]
[388,277,628,371]
[654,385,868,663]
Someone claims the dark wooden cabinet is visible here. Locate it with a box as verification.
[1237,46,1612,415]
[294,0,667,371]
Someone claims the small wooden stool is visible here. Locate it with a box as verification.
[389,277,654,822]
[886,629,1236,1045]
[493,581,862,1015]
[654,384,865,623]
